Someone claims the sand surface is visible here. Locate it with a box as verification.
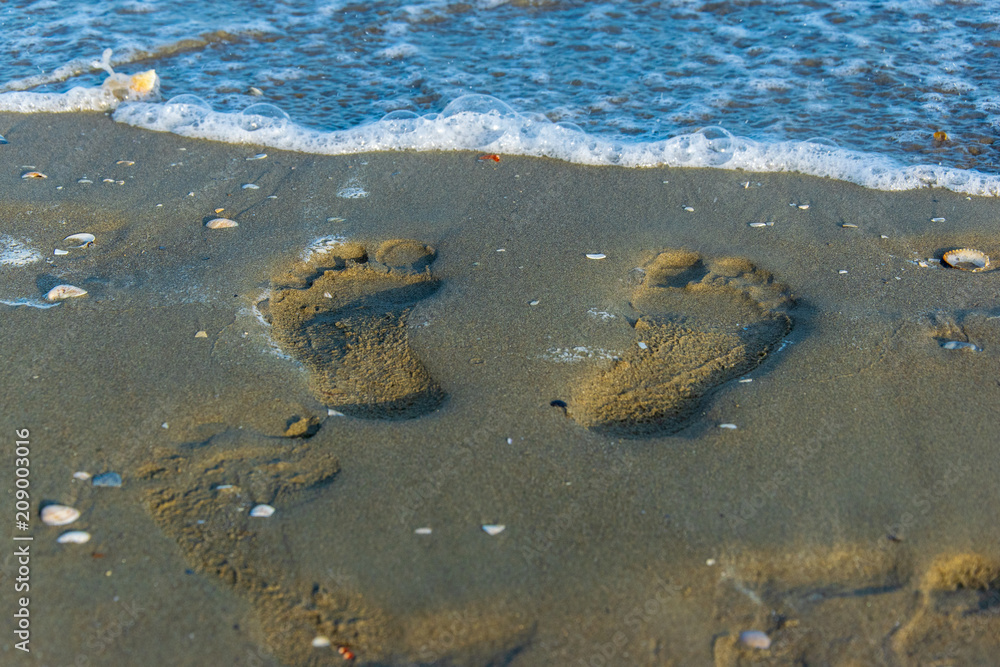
[2,112,1000,665]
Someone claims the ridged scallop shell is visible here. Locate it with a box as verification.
[41,504,80,526]
[206,217,239,229]
[942,248,989,272]
[45,284,88,301]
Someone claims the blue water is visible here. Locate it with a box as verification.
[3,0,1000,192]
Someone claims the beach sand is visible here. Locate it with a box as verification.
[2,111,999,665]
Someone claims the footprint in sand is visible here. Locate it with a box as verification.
[261,239,445,419]
[571,249,793,436]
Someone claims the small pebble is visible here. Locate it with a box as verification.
[739,630,771,649]
[41,504,80,526]
[706,558,716,566]
[91,472,122,488]
[482,524,505,536]
[528,299,540,306]
[250,504,275,517]
[637,341,648,350]
[57,531,92,545]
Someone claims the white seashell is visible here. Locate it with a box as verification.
[77,178,93,184]
[637,341,648,350]
[838,270,848,274]
[206,218,239,229]
[941,340,981,351]
[42,504,80,526]
[64,233,95,248]
[247,153,267,160]
[738,378,753,383]
[748,222,772,228]
[414,527,433,535]
[249,504,275,517]
[739,630,771,649]
[482,524,505,536]
[241,183,260,189]
[585,253,606,260]
[54,249,69,256]
[528,299,540,306]
[21,171,47,179]
[798,204,810,209]
[683,206,694,212]
[931,217,946,223]
[45,284,88,301]
[942,248,989,272]
[57,530,91,544]
[719,423,737,429]
[311,636,331,648]
[73,471,91,480]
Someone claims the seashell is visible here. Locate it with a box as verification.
[206,217,239,229]
[414,527,433,535]
[242,183,260,189]
[45,284,88,301]
[841,223,858,228]
[21,171,46,179]
[195,330,208,338]
[739,630,771,649]
[92,471,122,487]
[246,153,267,160]
[54,249,69,256]
[249,504,275,517]
[585,253,606,260]
[78,178,93,184]
[311,636,331,648]
[941,340,981,351]
[942,248,989,272]
[73,471,91,480]
[64,233,95,248]
[719,423,737,429]
[931,217,946,223]
[0,133,6,144]
[42,504,80,526]
[748,222,773,228]
[482,524,505,535]
[683,206,694,212]
[116,160,135,166]
[57,530,91,544]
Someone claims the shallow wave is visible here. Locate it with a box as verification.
[110,93,1000,196]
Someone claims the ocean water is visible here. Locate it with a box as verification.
[3,0,1000,194]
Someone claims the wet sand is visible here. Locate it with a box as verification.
[2,111,1000,665]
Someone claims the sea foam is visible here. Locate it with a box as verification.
[110,93,1000,197]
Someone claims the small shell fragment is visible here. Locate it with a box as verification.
[77,178,93,184]
[206,217,239,229]
[45,284,88,301]
[739,630,771,649]
[683,206,695,212]
[195,330,208,338]
[414,527,433,535]
[42,504,80,526]
[311,636,331,648]
[247,153,267,160]
[797,204,810,210]
[54,249,69,256]
[931,217,946,223]
[242,183,260,189]
[21,171,47,179]
[250,504,275,517]
[585,253,606,260]
[482,524,505,536]
[73,471,92,481]
[941,340,981,351]
[719,423,737,429]
[942,248,989,272]
[57,530,92,544]
[841,223,858,228]
[116,160,135,166]
[748,222,773,228]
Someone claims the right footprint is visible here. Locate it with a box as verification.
[571,249,794,436]
[264,239,445,419]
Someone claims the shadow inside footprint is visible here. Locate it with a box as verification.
[265,239,445,419]
[571,249,794,437]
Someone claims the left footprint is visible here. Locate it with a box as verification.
[263,239,445,419]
